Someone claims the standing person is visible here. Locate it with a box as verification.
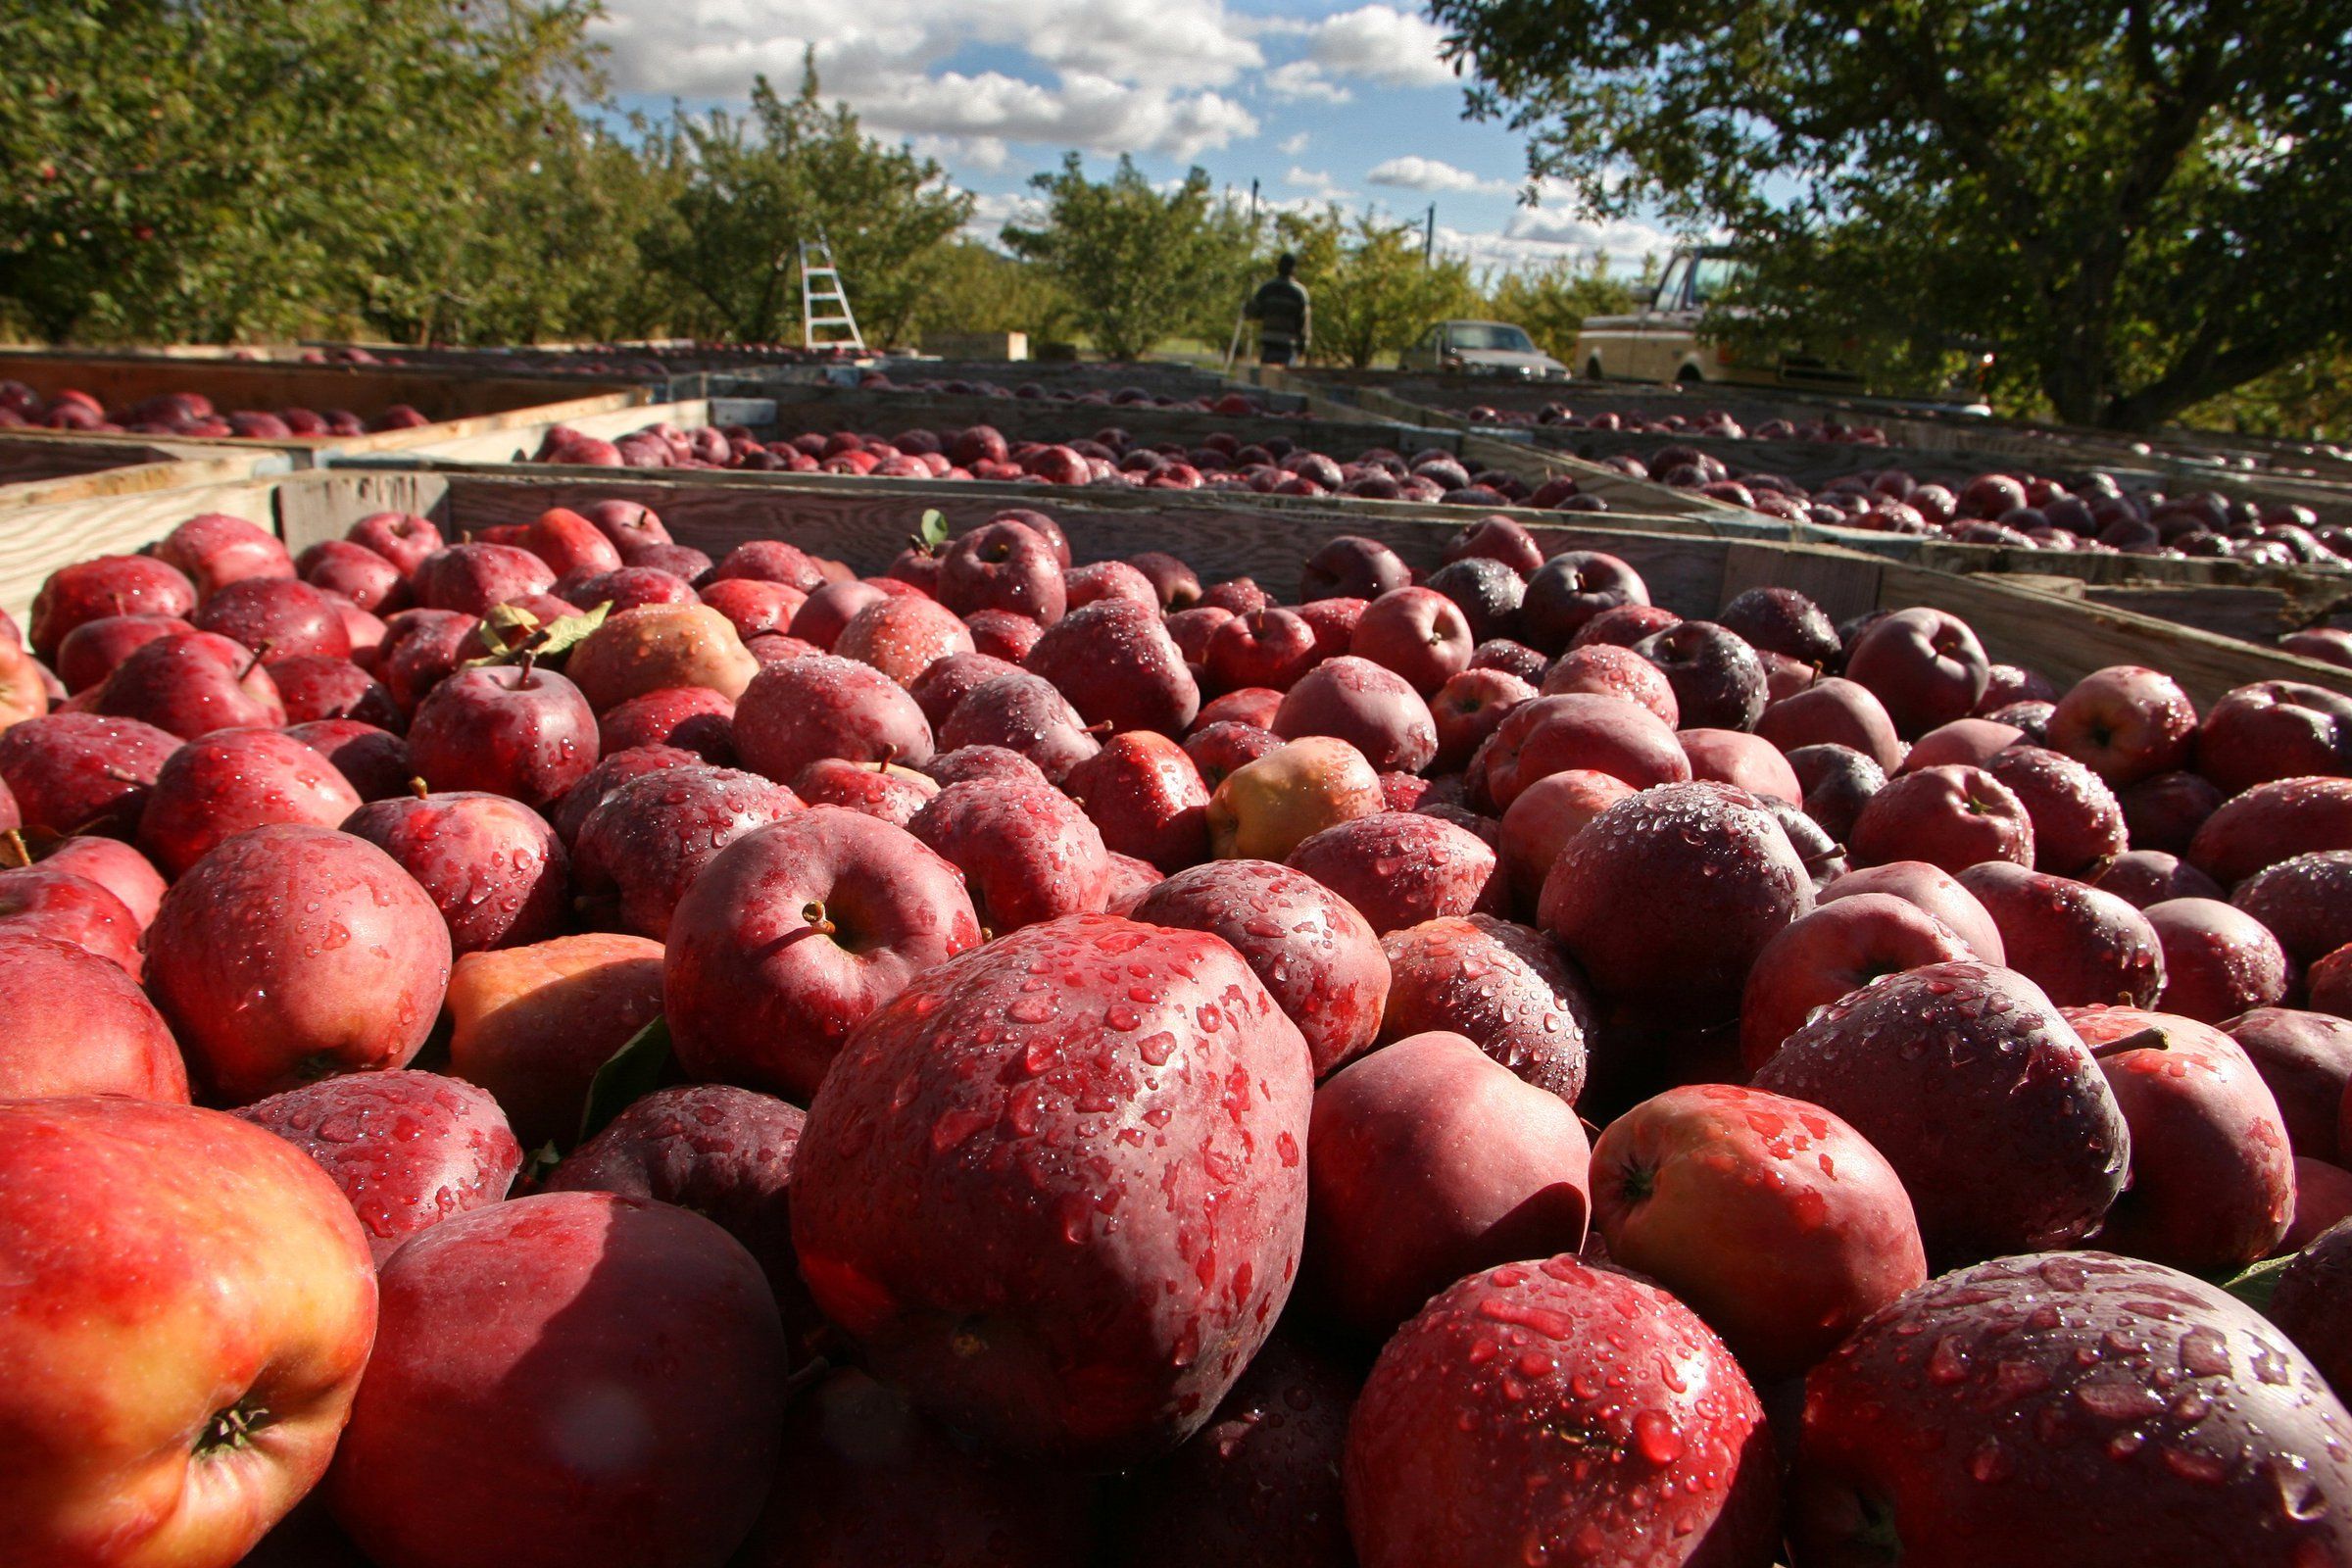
[1245,253,1311,367]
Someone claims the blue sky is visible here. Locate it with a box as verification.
[590,0,1683,276]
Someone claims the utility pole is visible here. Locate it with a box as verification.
[1424,204,1436,264]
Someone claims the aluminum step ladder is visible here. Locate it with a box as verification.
[798,233,866,355]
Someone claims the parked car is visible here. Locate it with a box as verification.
[1574,248,1863,389]
[1397,320,1568,379]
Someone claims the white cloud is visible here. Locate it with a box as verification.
[1301,5,1455,87]
[1285,166,1349,200]
[1433,216,1679,275]
[1263,62,1351,103]
[1366,155,1509,195]
[1279,130,1311,156]
[594,0,1263,160]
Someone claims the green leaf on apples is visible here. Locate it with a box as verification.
[576,1012,670,1147]
[916,508,950,549]
[461,601,612,670]
[2222,1252,2297,1314]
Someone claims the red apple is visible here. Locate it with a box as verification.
[1849,762,2034,872]
[1845,607,1990,737]
[1740,892,1976,1071]
[1026,598,1200,736]
[1305,1031,1591,1341]
[30,554,198,656]
[2225,1007,2352,1160]
[0,930,185,1100]
[909,778,1110,932]
[1791,1251,2352,1568]
[2194,680,2352,796]
[1633,619,1768,731]
[2068,1004,2293,1271]
[326,1192,786,1568]
[1540,642,1682,727]
[790,756,938,826]
[564,603,760,710]
[1718,584,1841,666]
[1593,1082,1927,1380]
[347,511,445,577]
[1681,725,1801,805]
[234,1070,520,1262]
[2119,768,2224,854]
[55,612,196,695]
[1065,730,1210,872]
[936,669,1098,784]
[1205,607,1317,693]
[1377,913,1593,1102]
[29,833,166,929]
[833,593,976,687]
[344,787,570,955]
[2233,849,2352,964]
[1818,858,2006,962]
[733,652,934,782]
[191,576,353,662]
[1985,742,2126,873]
[666,808,982,1100]
[1299,534,1409,602]
[0,1098,375,1567]
[939,517,1066,623]
[2142,897,2290,1022]
[138,726,365,876]
[0,863,145,975]
[1129,858,1389,1077]
[1345,1255,1777,1568]
[1541,780,1814,1016]
[595,683,734,761]
[2189,775,2352,885]
[1519,551,1650,652]
[573,764,803,940]
[406,661,596,808]
[1478,692,1690,808]
[1287,810,1498,934]
[1752,960,2128,1261]
[2045,663,2198,784]
[791,914,1313,1467]
[1206,735,1384,861]
[93,628,285,738]
[1350,586,1473,696]
[412,542,557,617]
[146,824,451,1104]
[1756,675,1905,770]
[287,717,416,803]
[1957,860,2164,1008]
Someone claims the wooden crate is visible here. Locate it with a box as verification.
[9,466,2346,713]
[0,432,290,512]
[0,350,654,469]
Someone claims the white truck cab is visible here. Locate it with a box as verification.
[1574,247,1862,390]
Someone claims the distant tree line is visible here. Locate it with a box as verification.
[5,1,2338,434]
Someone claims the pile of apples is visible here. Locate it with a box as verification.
[530,417,1606,510]
[0,381,435,440]
[855,368,1297,417]
[7,496,2352,1568]
[1599,445,2352,566]
[1465,401,1894,445]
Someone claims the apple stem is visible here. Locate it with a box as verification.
[515,650,538,688]
[1083,719,1113,737]
[407,777,430,801]
[801,900,837,937]
[876,744,897,772]
[2089,1026,2170,1059]
[0,829,25,869]
[238,640,272,681]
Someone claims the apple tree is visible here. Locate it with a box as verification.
[1428,0,2352,429]
[1272,206,1481,369]
[1002,155,1258,362]
[637,61,974,350]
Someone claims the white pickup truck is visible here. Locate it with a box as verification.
[1574,247,1863,390]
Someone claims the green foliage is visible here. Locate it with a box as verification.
[2182,352,2352,443]
[638,61,972,349]
[0,0,602,344]
[1003,155,1257,363]
[1429,0,2352,430]
[1480,254,1637,362]
[1272,206,1479,369]
[914,241,1079,347]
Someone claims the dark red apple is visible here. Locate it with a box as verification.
[1740,892,1975,1071]
[1204,608,1317,693]
[286,718,415,804]
[344,787,570,955]
[790,914,1313,1468]
[1752,960,2128,1261]
[1632,619,1768,731]
[2189,776,2352,885]
[1270,656,1437,774]
[939,518,1066,624]
[1350,587,1473,696]
[1377,913,1593,1101]
[191,577,353,662]
[1541,780,1814,1017]
[1064,730,1209,872]
[1986,743,2126,873]
[936,669,1097,784]
[1756,676,1904,770]
[1849,762,2034,872]
[406,661,596,809]
[2194,680,2352,797]
[1025,599,1200,736]
[1540,642,1681,726]
[572,764,801,940]
[2142,897,2289,1022]
[909,778,1111,932]
[1345,1255,1778,1568]
[1845,607,1989,737]
[2224,1006,2352,1160]
[1791,1251,2352,1568]
[1305,1031,1591,1341]
[1299,535,1409,602]
[733,653,934,783]
[1478,692,1690,808]
[1717,585,1840,666]
[1819,858,2006,962]
[326,1192,786,1568]
[2067,1004,2293,1272]
[2119,768,2225,854]
[2233,849,2352,964]
[1287,810,1498,935]
[0,711,178,836]
[1519,551,1649,653]
[93,629,284,739]
[1957,860,2164,1007]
